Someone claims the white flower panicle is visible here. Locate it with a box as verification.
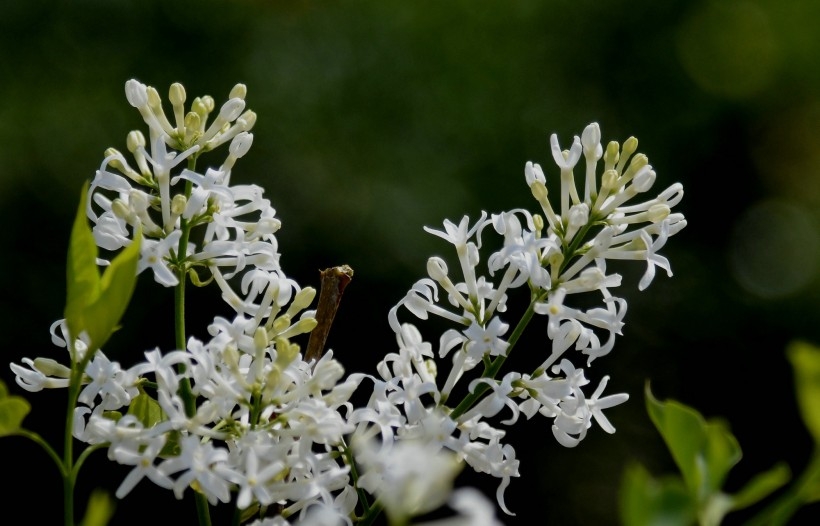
[89,79,278,297]
[351,122,685,515]
[9,77,684,526]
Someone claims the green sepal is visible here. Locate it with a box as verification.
[619,462,696,526]
[0,379,31,436]
[64,183,142,353]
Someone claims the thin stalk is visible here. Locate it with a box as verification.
[449,290,547,420]
[174,158,212,526]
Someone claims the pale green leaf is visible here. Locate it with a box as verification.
[63,183,142,352]
[619,462,696,526]
[79,489,115,526]
[0,397,31,436]
[64,183,101,344]
[127,392,164,428]
[645,384,741,500]
[787,340,820,445]
[730,462,791,510]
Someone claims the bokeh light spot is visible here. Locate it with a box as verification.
[676,0,778,99]
[729,199,820,299]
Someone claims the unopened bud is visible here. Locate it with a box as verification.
[272,315,291,334]
[622,136,638,159]
[146,86,162,110]
[169,83,186,106]
[603,141,620,170]
[126,130,145,153]
[254,326,269,351]
[229,132,254,158]
[229,83,247,100]
[171,194,187,216]
[427,257,449,282]
[647,203,671,223]
[631,167,656,193]
[530,180,548,201]
[111,198,131,219]
[291,287,317,312]
[237,110,257,131]
[581,122,602,160]
[33,358,71,378]
[184,111,201,131]
[219,98,245,122]
[124,79,148,108]
[533,213,545,233]
[601,169,619,191]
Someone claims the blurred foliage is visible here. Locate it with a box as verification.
[622,342,820,526]
[1,0,819,524]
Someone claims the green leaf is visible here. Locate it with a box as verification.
[787,340,820,446]
[619,462,696,526]
[64,183,102,345]
[79,489,115,526]
[0,396,31,436]
[645,383,742,500]
[126,392,164,428]
[63,183,142,352]
[730,462,791,510]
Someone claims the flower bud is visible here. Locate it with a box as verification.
[171,194,187,216]
[603,140,620,170]
[33,358,71,378]
[169,83,186,106]
[126,130,145,153]
[631,167,656,193]
[427,257,449,282]
[219,97,246,122]
[229,132,254,158]
[647,203,671,223]
[229,83,247,100]
[124,79,148,108]
[581,122,602,160]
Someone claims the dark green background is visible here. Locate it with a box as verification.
[2,0,819,524]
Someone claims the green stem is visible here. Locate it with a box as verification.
[173,159,212,526]
[341,442,371,515]
[63,338,94,526]
[449,290,546,420]
[357,500,384,526]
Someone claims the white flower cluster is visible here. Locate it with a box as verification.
[346,122,686,513]
[13,80,366,523]
[9,79,685,526]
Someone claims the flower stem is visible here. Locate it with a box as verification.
[173,158,212,526]
[449,290,546,420]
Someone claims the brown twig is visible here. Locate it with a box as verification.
[304,265,354,364]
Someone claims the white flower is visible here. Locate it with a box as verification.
[112,436,174,498]
[354,437,463,524]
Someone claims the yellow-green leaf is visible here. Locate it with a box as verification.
[0,397,31,436]
[645,383,741,500]
[787,340,820,445]
[79,489,115,526]
[619,462,695,526]
[63,183,142,352]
